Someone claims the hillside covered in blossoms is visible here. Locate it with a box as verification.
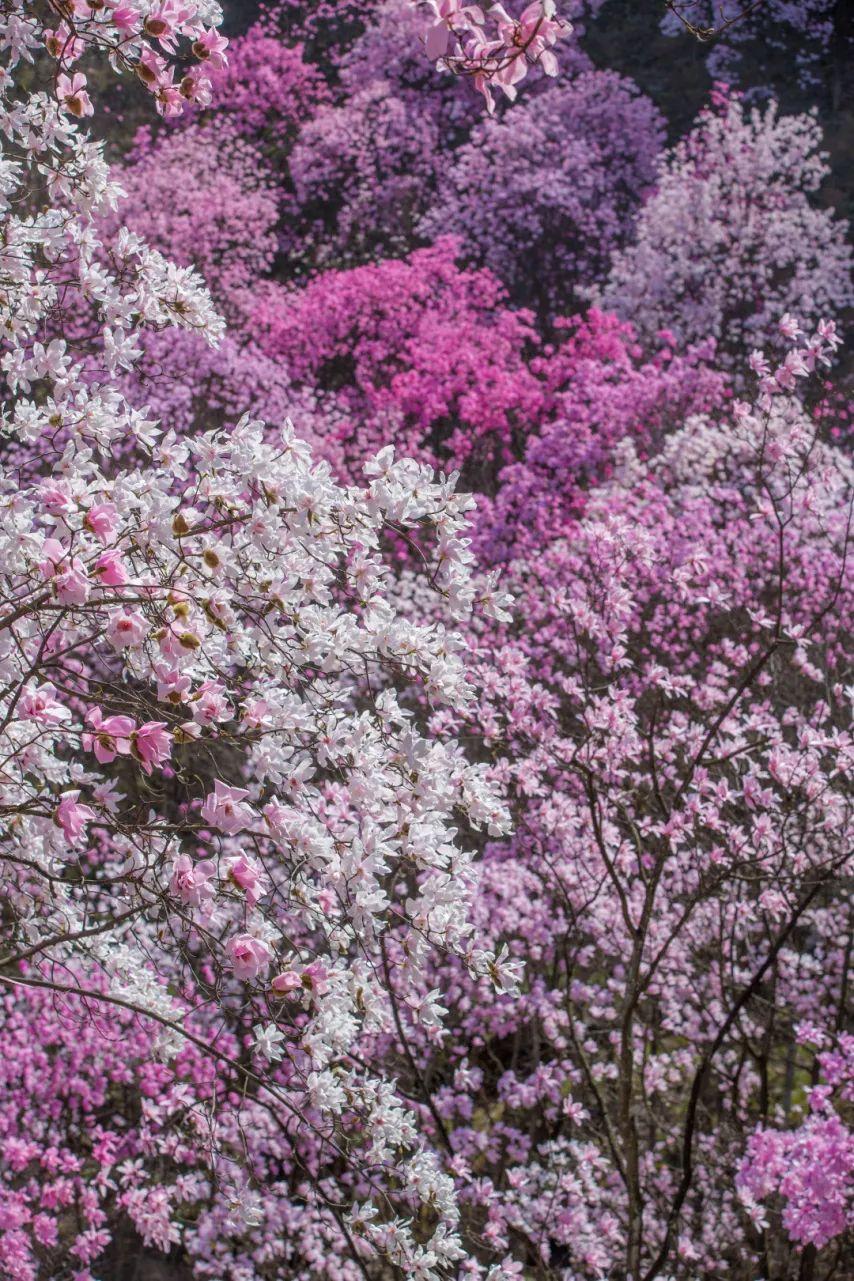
[0,3,851,1280]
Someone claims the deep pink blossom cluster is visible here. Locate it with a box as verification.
[737,1033,854,1250]
[0,2,851,1280]
[0,984,219,1281]
[250,240,542,480]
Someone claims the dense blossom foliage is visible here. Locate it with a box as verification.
[205,23,330,146]
[0,1,851,1280]
[474,308,729,559]
[737,1032,854,1252]
[598,88,853,365]
[282,80,445,270]
[436,326,853,1277]
[111,125,279,305]
[0,986,218,1279]
[250,241,542,484]
[422,70,664,318]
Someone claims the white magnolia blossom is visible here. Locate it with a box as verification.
[0,3,515,1275]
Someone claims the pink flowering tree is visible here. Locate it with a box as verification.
[203,21,331,151]
[372,327,852,1280]
[597,87,853,367]
[0,984,221,1278]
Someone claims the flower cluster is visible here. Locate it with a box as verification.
[43,0,230,119]
[414,0,572,110]
[737,1034,854,1250]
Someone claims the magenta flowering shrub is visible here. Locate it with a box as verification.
[474,308,729,560]
[598,88,853,366]
[251,239,542,483]
[0,984,219,1281]
[205,24,331,146]
[422,70,665,318]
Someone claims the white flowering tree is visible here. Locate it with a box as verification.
[597,88,852,366]
[0,4,521,1276]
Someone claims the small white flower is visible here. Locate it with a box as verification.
[251,1022,285,1063]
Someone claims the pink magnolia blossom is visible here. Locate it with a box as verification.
[155,664,192,705]
[422,1,485,61]
[45,23,83,62]
[56,73,93,118]
[142,1,185,48]
[301,961,331,999]
[131,722,172,774]
[84,502,120,543]
[493,0,565,78]
[241,697,271,729]
[109,6,144,37]
[39,539,90,606]
[92,550,128,587]
[191,28,229,68]
[416,0,571,110]
[179,64,214,106]
[190,679,230,725]
[169,853,216,908]
[53,792,95,844]
[136,47,169,91]
[225,854,266,907]
[82,708,135,765]
[200,780,255,835]
[226,934,273,982]
[270,970,302,995]
[106,610,148,649]
[38,483,73,514]
[19,683,68,725]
